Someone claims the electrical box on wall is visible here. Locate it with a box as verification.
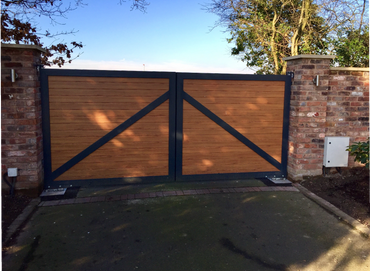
[323,137,350,167]
[7,168,18,177]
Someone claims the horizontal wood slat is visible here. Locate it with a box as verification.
[182,145,282,153]
[182,153,278,175]
[50,133,169,141]
[49,95,163,103]
[49,76,169,90]
[55,166,168,181]
[52,156,168,165]
[51,149,168,164]
[49,109,168,126]
[180,91,284,98]
[182,164,277,175]
[181,131,282,139]
[49,84,168,91]
[49,76,169,84]
[49,103,160,111]
[184,79,285,86]
[181,103,284,111]
[181,118,283,128]
[48,89,167,96]
[182,97,285,105]
[184,81,285,92]
[52,156,166,169]
[50,121,170,131]
[55,153,168,181]
[183,109,284,117]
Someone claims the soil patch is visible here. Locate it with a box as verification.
[299,167,369,228]
[2,193,32,240]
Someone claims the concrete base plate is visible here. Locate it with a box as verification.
[40,188,67,197]
[40,187,79,201]
[267,177,292,185]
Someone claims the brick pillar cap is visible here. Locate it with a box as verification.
[283,54,336,61]
[1,43,46,53]
[330,67,369,72]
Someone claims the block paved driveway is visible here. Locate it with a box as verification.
[3,181,370,271]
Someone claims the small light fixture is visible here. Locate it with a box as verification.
[313,75,319,86]
[11,69,18,82]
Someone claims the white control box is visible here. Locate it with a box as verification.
[323,137,350,167]
[7,168,18,177]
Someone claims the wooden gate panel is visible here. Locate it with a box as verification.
[55,101,169,181]
[176,74,291,181]
[183,79,285,163]
[48,76,169,172]
[182,101,279,175]
[42,70,176,187]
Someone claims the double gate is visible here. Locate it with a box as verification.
[41,69,291,188]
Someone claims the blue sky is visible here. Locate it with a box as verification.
[38,0,253,73]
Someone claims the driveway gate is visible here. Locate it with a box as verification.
[41,70,291,188]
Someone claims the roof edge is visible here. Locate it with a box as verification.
[330,67,369,72]
[1,43,47,53]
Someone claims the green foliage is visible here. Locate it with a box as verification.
[207,0,369,74]
[347,139,369,168]
[1,0,84,67]
[207,0,330,74]
[333,25,369,67]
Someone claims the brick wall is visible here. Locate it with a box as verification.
[327,68,369,162]
[284,55,369,180]
[1,44,45,195]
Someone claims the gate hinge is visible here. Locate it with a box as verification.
[286,72,294,79]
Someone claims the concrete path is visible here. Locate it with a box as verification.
[3,180,370,271]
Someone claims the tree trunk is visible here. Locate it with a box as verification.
[359,0,366,33]
[271,11,279,74]
[291,0,310,56]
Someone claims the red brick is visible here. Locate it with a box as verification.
[302,164,322,170]
[351,102,362,106]
[134,193,149,199]
[155,191,164,197]
[306,101,322,106]
[162,191,176,197]
[302,65,315,69]
[4,62,23,68]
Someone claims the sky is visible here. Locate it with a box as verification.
[37,0,254,74]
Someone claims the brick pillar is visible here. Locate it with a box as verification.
[283,54,335,180]
[1,44,46,195]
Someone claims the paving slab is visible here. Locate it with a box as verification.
[3,191,370,271]
[76,179,266,198]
